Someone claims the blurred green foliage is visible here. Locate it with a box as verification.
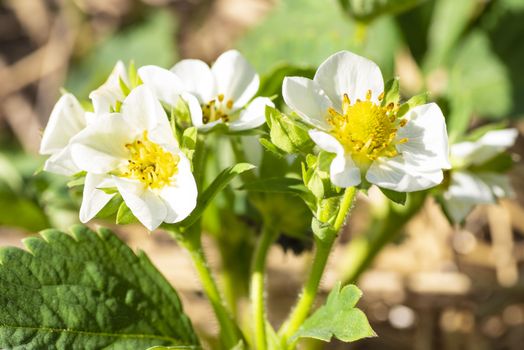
[66,11,177,100]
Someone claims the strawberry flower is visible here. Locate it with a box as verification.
[283,51,450,192]
[70,85,197,230]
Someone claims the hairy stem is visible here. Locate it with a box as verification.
[171,231,241,348]
[250,224,279,350]
[279,187,357,348]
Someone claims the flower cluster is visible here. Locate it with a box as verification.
[40,51,273,230]
[441,129,518,223]
[40,49,455,231]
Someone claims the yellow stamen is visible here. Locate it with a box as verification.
[226,99,234,110]
[218,94,224,102]
[326,91,409,166]
[123,131,179,189]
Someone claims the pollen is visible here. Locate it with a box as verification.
[201,96,235,124]
[327,91,408,165]
[123,131,179,189]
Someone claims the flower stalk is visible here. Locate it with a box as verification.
[250,224,279,350]
[168,228,242,349]
[279,187,357,348]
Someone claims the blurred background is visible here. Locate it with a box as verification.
[1,0,524,349]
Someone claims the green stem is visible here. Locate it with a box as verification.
[250,225,279,350]
[174,232,241,348]
[342,191,427,284]
[279,187,357,347]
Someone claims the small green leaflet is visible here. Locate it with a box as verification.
[291,282,375,343]
[0,225,200,349]
[176,163,255,229]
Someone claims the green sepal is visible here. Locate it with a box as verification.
[379,187,407,205]
[128,60,143,89]
[181,126,198,161]
[311,218,336,241]
[66,171,87,188]
[116,201,138,225]
[119,76,131,96]
[98,187,119,195]
[291,282,375,343]
[381,77,400,107]
[303,151,340,200]
[94,194,123,219]
[173,97,192,129]
[397,91,429,117]
[265,106,314,155]
[260,138,287,158]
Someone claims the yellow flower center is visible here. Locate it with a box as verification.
[327,90,408,166]
[202,94,235,124]
[123,131,179,189]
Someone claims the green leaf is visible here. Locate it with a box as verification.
[379,187,407,205]
[381,77,400,107]
[291,282,375,343]
[424,0,477,70]
[116,201,138,225]
[238,0,401,79]
[339,0,426,22]
[447,31,512,120]
[258,64,315,108]
[266,107,314,155]
[66,11,177,98]
[239,177,308,195]
[177,163,255,229]
[0,226,200,349]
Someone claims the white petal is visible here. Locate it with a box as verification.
[397,103,451,169]
[451,128,519,166]
[229,97,274,131]
[121,85,175,146]
[79,173,115,223]
[138,65,185,106]
[282,77,332,129]
[446,171,494,203]
[211,50,259,109]
[314,51,384,110]
[70,114,136,174]
[366,155,443,192]
[171,59,216,103]
[89,61,128,113]
[160,155,197,223]
[40,94,86,154]
[113,177,167,231]
[181,92,205,129]
[43,146,80,176]
[309,130,361,187]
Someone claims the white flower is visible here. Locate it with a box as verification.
[138,50,274,131]
[282,50,450,192]
[39,93,87,176]
[89,61,129,113]
[70,85,197,231]
[442,129,518,223]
